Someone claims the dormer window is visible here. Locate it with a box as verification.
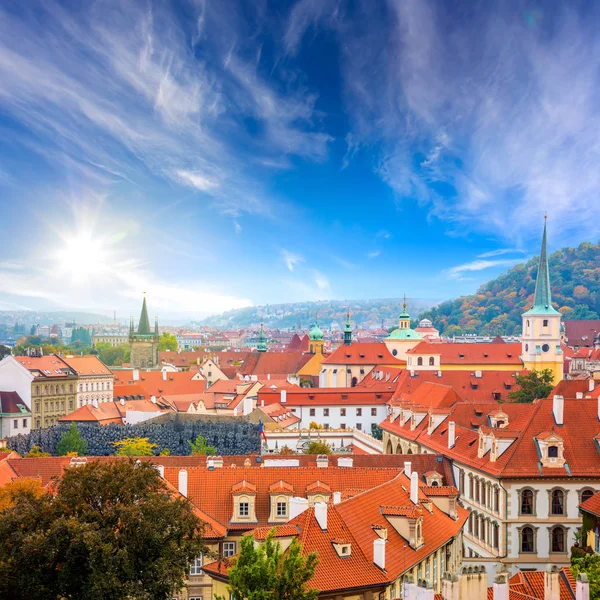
[276,501,287,517]
[332,539,351,557]
[239,502,249,517]
[548,445,559,458]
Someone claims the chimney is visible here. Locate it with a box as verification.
[544,566,560,600]
[314,501,327,530]
[493,573,509,600]
[337,457,353,468]
[576,574,590,600]
[118,397,124,406]
[333,491,342,505]
[289,497,310,520]
[576,392,583,399]
[133,369,140,381]
[590,379,595,392]
[417,580,434,600]
[553,395,564,426]
[207,457,215,470]
[373,538,386,570]
[178,469,188,497]
[267,373,271,380]
[458,566,487,600]
[410,471,419,504]
[151,395,157,404]
[162,370,167,381]
[280,389,287,404]
[404,576,417,600]
[404,461,412,477]
[442,573,459,600]
[316,455,329,468]
[155,464,165,478]
[448,421,456,448]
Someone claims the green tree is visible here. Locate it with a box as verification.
[371,423,383,440]
[304,440,331,455]
[158,332,178,352]
[219,529,318,600]
[0,460,206,600]
[111,437,157,456]
[188,435,216,456]
[508,369,555,403]
[55,423,89,456]
[571,554,600,600]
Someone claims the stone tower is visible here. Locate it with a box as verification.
[129,294,160,369]
[521,218,563,384]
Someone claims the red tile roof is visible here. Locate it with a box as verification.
[407,342,522,365]
[238,352,313,378]
[579,489,600,517]
[15,355,75,378]
[258,386,394,406]
[114,370,207,398]
[563,320,600,348]
[0,391,31,415]
[60,355,112,376]
[323,343,405,366]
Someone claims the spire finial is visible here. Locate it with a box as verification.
[403,293,407,312]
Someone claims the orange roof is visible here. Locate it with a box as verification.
[59,398,169,424]
[113,370,207,398]
[238,352,313,378]
[401,382,461,409]
[323,343,405,366]
[14,355,75,378]
[253,524,299,540]
[268,480,294,494]
[579,489,600,516]
[159,350,250,369]
[407,341,522,365]
[60,355,112,376]
[258,386,394,406]
[507,567,575,600]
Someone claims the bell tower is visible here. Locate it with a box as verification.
[129,294,160,369]
[521,218,563,384]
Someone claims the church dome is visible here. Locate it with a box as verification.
[309,323,324,341]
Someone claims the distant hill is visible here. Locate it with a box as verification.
[419,241,600,336]
[198,298,437,330]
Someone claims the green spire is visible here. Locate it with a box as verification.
[309,317,324,341]
[343,309,352,346]
[524,217,559,315]
[257,323,267,352]
[137,294,152,335]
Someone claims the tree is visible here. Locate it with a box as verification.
[508,369,555,403]
[571,554,600,600]
[304,440,331,455]
[55,423,89,456]
[371,423,383,440]
[219,529,318,600]
[0,460,207,600]
[25,445,51,458]
[159,332,178,352]
[111,436,157,456]
[188,435,216,456]
[0,478,44,511]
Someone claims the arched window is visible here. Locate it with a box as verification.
[581,489,595,504]
[431,481,439,487]
[493,486,500,513]
[521,489,534,515]
[521,527,534,553]
[417,357,423,366]
[551,527,565,553]
[351,377,358,387]
[548,445,559,458]
[551,489,564,515]
[429,357,435,366]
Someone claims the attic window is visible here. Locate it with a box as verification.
[483,354,489,358]
[492,392,501,400]
[376,394,382,399]
[459,354,465,359]
[378,354,383,359]
[475,411,483,417]
[359,354,365,358]
[341,394,348,400]
[308,394,315,400]
[471,383,478,390]
[507,354,512,358]
[469,440,477,446]
[504,383,512,390]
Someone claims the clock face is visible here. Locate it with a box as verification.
[542,343,550,353]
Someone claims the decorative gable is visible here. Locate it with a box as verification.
[536,432,566,468]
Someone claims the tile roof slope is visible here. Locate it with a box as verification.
[323,342,405,366]
[15,355,74,377]
[389,370,523,404]
[549,379,593,398]
[163,466,410,530]
[113,370,207,398]
[60,355,112,376]
[579,489,600,517]
[58,402,123,424]
[401,382,461,409]
[258,386,395,406]
[238,352,313,378]
[508,568,575,600]
[0,391,30,414]
[406,342,522,365]
[563,320,600,348]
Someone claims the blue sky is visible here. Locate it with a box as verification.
[1,0,599,317]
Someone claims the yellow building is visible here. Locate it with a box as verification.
[521,218,563,384]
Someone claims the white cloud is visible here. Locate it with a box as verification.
[281,249,304,272]
[446,258,522,280]
[175,170,220,191]
[477,248,523,259]
[367,250,380,259]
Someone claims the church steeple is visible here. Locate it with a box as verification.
[257,323,267,352]
[343,309,353,346]
[527,217,559,315]
[137,293,152,335]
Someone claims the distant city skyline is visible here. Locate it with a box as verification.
[1,1,600,314]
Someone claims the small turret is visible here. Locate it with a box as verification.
[257,323,267,352]
[343,309,353,346]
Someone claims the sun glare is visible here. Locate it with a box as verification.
[55,231,110,281]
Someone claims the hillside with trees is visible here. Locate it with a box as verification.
[420,241,600,336]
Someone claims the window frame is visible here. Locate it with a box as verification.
[519,525,536,554]
[276,501,287,517]
[518,487,536,516]
[222,541,236,558]
[189,554,203,576]
[238,502,249,517]
[550,526,566,554]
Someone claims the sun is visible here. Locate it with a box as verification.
[54,231,110,281]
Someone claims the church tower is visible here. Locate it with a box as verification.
[308,318,325,354]
[383,295,422,361]
[343,310,353,346]
[521,218,563,384]
[129,294,160,369]
[257,323,267,353]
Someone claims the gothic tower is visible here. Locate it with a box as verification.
[521,218,563,384]
[129,294,160,369]
[343,310,353,347]
[257,323,267,353]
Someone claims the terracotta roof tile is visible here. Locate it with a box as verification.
[406,342,522,365]
[323,343,404,367]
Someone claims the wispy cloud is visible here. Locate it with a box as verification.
[281,249,304,272]
[367,250,381,259]
[477,248,524,259]
[446,257,522,280]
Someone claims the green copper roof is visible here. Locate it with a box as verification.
[523,219,560,316]
[257,323,267,352]
[137,295,152,335]
[385,327,423,341]
[309,322,324,341]
[399,310,410,320]
[343,311,352,333]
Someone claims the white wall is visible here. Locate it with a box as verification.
[287,403,387,433]
[0,357,34,408]
[1,413,31,439]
